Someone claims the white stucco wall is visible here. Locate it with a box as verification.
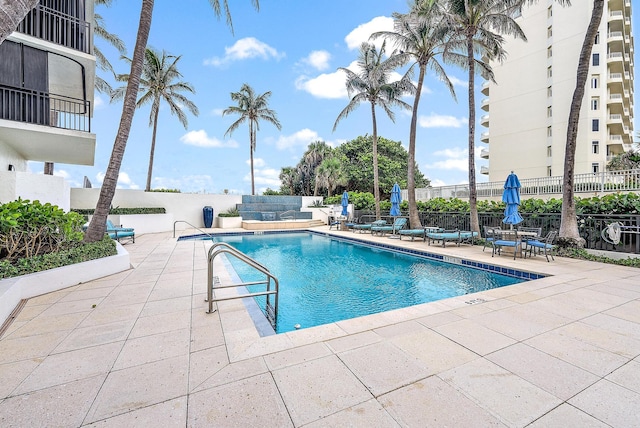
[0,170,70,210]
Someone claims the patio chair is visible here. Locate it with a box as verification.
[518,226,542,253]
[352,219,387,234]
[525,230,558,262]
[372,217,407,237]
[491,229,522,260]
[106,219,135,243]
[459,230,479,245]
[482,226,501,252]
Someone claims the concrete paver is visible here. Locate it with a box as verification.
[0,228,639,427]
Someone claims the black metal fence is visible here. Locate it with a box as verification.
[353,210,640,254]
[17,2,91,53]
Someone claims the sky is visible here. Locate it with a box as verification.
[27,0,639,195]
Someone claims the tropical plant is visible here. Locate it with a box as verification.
[84,0,260,243]
[278,167,298,195]
[223,83,281,196]
[333,41,415,220]
[112,47,199,191]
[607,150,640,171]
[372,2,459,229]
[445,0,526,235]
[315,156,345,197]
[94,0,126,95]
[0,0,38,45]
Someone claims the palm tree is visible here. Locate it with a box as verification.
[0,0,38,45]
[303,141,331,195]
[333,41,414,220]
[94,0,127,95]
[223,83,281,195]
[445,0,526,235]
[84,0,260,242]
[279,167,298,195]
[316,156,344,198]
[112,48,199,191]
[372,3,459,228]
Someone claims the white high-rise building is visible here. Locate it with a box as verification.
[481,0,634,181]
[0,0,96,210]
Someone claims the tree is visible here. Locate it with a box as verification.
[333,41,414,219]
[0,0,38,45]
[298,141,332,196]
[446,0,526,235]
[94,0,127,95]
[223,83,281,195]
[557,0,603,245]
[336,135,429,198]
[372,2,459,228]
[279,167,298,195]
[112,48,199,191]
[315,156,345,197]
[84,0,260,242]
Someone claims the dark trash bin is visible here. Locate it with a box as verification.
[203,206,214,228]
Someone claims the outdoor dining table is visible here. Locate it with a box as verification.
[493,229,539,258]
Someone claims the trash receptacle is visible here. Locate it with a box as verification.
[203,206,214,228]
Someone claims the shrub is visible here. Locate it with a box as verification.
[72,207,166,215]
[0,235,117,279]
[218,207,240,217]
[147,188,180,193]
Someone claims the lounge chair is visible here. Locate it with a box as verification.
[491,229,522,260]
[372,217,407,237]
[426,229,462,247]
[352,219,387,233]
[525,230,557,261]
[459,230,479,245]
[106,219,135,243]
[399,228,427,241]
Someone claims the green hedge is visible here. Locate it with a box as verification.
[72,207,166,215]
[0,235,117,279]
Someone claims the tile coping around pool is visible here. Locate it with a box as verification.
[179,229,547,281]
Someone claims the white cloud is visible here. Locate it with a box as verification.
[96,171,139,189]
[419,114,468,128]
[433,147,467,158]
[204,37,285,67]
[345,16,394,50]
[210,108,224,116]
[425,146,484,172]
[53,169,70,179]
[180,130,238,148]
[448,76,468,87]
[244,161,281,189]
[250,158,267,168]
[295,71,348,99]
[274,128,323,150]
[94,95,104,108]
[302,50,331,71]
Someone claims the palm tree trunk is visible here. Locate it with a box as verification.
[466,34,480,235]
[84,0,154,242]
[0,0,38,44]
[44,162,54,175]
[407,64,426,229]
[559,0,604,245]
[370,103,381,220]
[250,122,255,195]
[145,105,160,191]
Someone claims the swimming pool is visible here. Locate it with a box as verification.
[205,232,528,334]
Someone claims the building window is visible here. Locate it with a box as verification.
[592,163,600,174]
[591,75,599,88]
[547,46,553,58]
[547,86,552,97]
[592,119,599,131]
[547,6,552,18]
[547,145,552,156]
[592,141,599,154]
[594,32,599,44]
[591,97,599,110]
[547,66,553,78]
[547,26,553,38]
[547,106,553,117]
[592,53,600,66]
[547,126,552,137]
[547,166,552,177]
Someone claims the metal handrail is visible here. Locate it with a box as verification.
[279,210,297,220]
[207,242,279,330]
[173,220,213,239]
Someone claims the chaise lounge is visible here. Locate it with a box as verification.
[371,217,407,237]
[426,229,478,247]
[352,219,387,233]
[106,219,135,243]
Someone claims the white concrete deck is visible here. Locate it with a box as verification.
[0,227,639,427]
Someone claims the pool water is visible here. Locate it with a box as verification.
[214,232,523,334]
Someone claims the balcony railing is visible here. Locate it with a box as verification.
[0,85,90,132]
[16,3,90,53]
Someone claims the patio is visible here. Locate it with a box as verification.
[0,227,639,427]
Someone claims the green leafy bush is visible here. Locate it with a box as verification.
[147,188,181,193]
[0,235,117,279]
[218,207,240,217]
[73,207,166,215]
[1,199,84,262]
[325,191,376,210]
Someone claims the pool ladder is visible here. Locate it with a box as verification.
[206,242,279,330]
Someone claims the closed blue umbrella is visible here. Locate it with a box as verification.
[390,183,402,217]
[341,191,349,216]
[502,171,523,226]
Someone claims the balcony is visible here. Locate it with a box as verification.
[481,81,490,96]
[16,3,91,54]
[480,165,489,175]
[480,131,489,143]
[480,114,489,127]
[481,97,490,112]
[0,85,95,165]
[480,148,489,159]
